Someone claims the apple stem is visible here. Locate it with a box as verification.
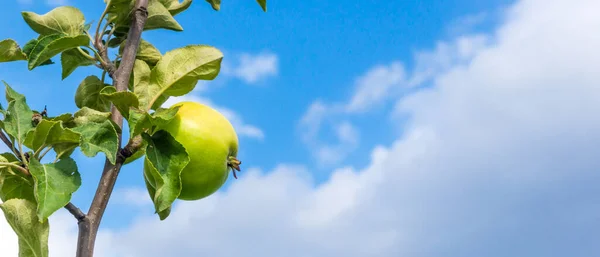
[228,156,242,179]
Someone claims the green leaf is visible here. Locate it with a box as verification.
[145,0,184,31]
[99,86,140,119]
[159,0,193,15]
[4,80,26,103]
[132,59,160,109]
[73,107,112,124]
[0,157,35,202]
[22,39,54,67]
[151,105,180,127]
[142,130,190,220]
[28,157,81,221]
[0,39,27,62]
[24,120,80,154]
[205,0,221,11]
[257,0,267,12]
[28,34,90,70]
[105,0,135,27]
[3,83,34,148]
[75,76,112,112]
[128,107,152,138]
[0,198,49,257]
[146,45,223,109]
[21,6,86,36]
[61,48,95,80]
[119,39,162,66]
[52,143,78,160]
[71,110,118,164]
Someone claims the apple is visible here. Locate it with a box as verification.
[143,101,241,201]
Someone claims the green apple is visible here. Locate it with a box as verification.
[143,101,241,201]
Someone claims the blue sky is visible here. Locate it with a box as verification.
[2,0,600,256]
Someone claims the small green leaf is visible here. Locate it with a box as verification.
[53,143,78,160]
[23,120,55,152]
[0,39,27,62]
[205,0,221,11]
[75,76,112,112]
[142,130,190,220]
[28,34,90,70]
[0,198,49,257]
[128,107,152,138]
[132,59,163,110]
[61,48,95,79]
[107,36,126,48]
[151,105,180,127]
[71,114,118,164]
[257,0,267,11]
[3,83,34,148]
[21,6,86,36]
[146,45,223,109]
[145,0,184,31]
[22,39,54,66]
[24,120,80,154]
[119,39,162,66]
[28,157,81,221]
[0,160,35,202]
[159,0,193,15]
[99,86,140,119]
[73,107,112,124]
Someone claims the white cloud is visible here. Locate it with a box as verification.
[3,0,600,256]
[345,62,406,113]
[162,95,265,140]
[298,27,491,166]
[224,52,279,84]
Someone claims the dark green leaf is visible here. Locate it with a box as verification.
[142,130,190,220]
[61,48,95,80]
[0,198,49,257]
[99,86,140,119]
[0,39,27,62]
[21,6,86,36]
[205,0,221,11]
[75,76,112,112]
[256,0,267,11]
[145,45,223,109]
[28,34,90,70]
[28,157,81,221]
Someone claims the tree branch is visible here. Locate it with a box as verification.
[0,131,21,159]
[75,1,149,257]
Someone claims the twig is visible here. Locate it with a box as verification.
[0,162,30,176]
[65,202,86,222]
[75,1,149,257]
